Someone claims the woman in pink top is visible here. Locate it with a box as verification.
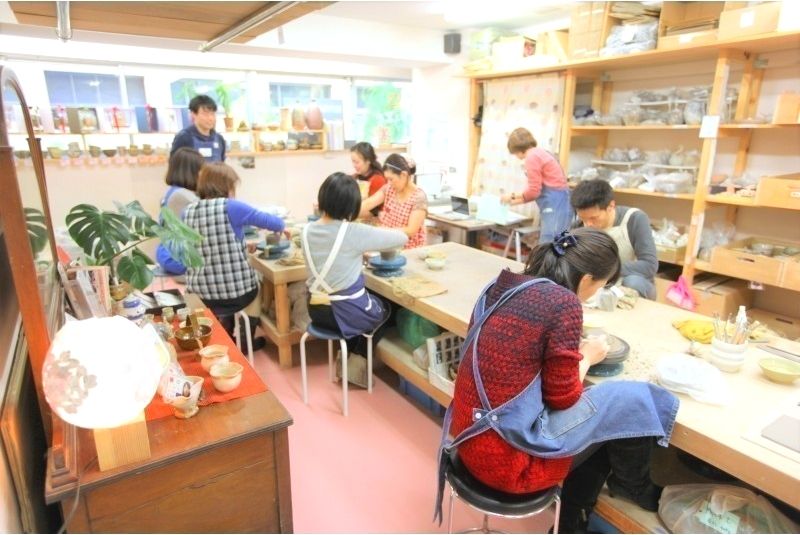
[501,127,574,243]
[360,153,427,249]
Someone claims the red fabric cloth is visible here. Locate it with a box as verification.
[144,311,267,421]
[378,184,427,249]
[521,147,568,202]
[365,171,387,197]
[451,269,584,494]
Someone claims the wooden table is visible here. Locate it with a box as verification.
[45,297,295,533]
[426,213,498,247]
[249,251,307,368]
[364,242,800,529]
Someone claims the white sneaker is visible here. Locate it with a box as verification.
[335,351,369,388]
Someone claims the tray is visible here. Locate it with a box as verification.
[141,288,185,315]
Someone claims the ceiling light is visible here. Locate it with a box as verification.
[199,2,299,53]
[55,1,72,42]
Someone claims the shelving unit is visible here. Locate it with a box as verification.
[466,30,800,324]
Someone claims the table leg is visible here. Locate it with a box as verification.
[261,280,275,315]
[275,283,293,368]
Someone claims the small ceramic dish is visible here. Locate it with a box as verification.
[425,257,446,270]
[758,358,800,384]
[174,324,212,351]
[199,344,230,372]
[210,362,244,392]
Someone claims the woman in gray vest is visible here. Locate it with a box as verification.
[184,163,285,348]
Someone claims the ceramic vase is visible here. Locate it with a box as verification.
[279,107,291,131]
[305,101,323,130]
[291,106,306,130]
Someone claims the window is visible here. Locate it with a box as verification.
[125,76,147,106]
[170,78,222,106]
[352,81,411,145]
[44,71,122,106]
[269,83,331,108]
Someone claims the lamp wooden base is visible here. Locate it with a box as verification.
[93,411,150,471]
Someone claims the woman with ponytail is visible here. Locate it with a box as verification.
[434,228,679,533]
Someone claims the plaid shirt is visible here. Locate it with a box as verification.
[185,198,257,300]
[378,185,427,249]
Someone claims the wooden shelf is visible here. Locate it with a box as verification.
[572,125,701,133]
[612,187,695,200]
[657,251,684,265]
[229,149,326,158]
[694,259,799,292]
[466,31,800,79]
[719,123,800,129]
[705,194,800,210]
[375,329,452,408]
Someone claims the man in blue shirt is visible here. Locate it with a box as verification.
[170,94,226,162]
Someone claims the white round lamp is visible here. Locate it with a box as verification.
[42,316,164,470]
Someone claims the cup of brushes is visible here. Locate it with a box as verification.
[709,306,751,373]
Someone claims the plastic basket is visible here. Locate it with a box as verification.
[427,332,464,397]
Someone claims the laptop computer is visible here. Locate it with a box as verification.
[436,196,472,221]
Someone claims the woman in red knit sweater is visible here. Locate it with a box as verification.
[438,228,679,533]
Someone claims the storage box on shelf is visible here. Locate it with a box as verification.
[748,308,800,340]
[708,237,800,288]
[691,274,754,318]
[568,2,613,59]
[754,173,800,210]
[718,2,782,40]
[426,332,464,399]
[772,93,800,124]
[657,1,725,50]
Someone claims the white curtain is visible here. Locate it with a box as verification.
[471,72,566,218]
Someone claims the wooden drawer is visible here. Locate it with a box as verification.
[709,238,787,286]
[781,259,800,292]
[755,173,800,210]
[656,244,686,264]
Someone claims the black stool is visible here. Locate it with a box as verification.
[445,451,561,534]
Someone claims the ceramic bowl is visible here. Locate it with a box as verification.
[14,150,31,159]
[47,147,63,159]
[425,257,446,270]
[210,362,244,392]
[380,249,398,261]
[758,358,800,384]
[174,324,212,351]
[102,149,117,158]
[179,317,213,329]
[199,344,230,371]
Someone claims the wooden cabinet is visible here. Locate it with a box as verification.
[46,391,294,533]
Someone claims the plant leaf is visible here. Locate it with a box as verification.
[66,204,132,264]
[115,200,158,238]
[24,207,49,256]
[132,247,154,265]
[117,254,152,290]
[155,208,204,269]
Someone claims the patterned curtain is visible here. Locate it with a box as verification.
[471,72,566,218]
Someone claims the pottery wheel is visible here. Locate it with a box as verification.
[373,267,404,278]
[587,335,630,377]
[369,255,407,270]
[256,239,290,252]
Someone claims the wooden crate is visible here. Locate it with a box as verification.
[780,258,800,292]
[568,2,613,59]
[772,93,800,124]
[755,173,800,210]
[709,237,792,287]
[658,1,724,50]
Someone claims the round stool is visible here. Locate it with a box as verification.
[502,225,539,262]
[445,451,561,534]
[299,323,374,417]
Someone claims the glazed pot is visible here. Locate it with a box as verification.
[305,101,323,130]
[291,106,306,130]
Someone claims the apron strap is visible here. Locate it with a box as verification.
[303,221,349,294]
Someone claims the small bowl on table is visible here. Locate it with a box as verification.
[210,362,244,392]
[179,317,213,329]
[174,324,212,351]
[758,357,800,384]
[199,344,230,372]
[425,256,446,270]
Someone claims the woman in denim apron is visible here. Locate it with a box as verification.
[501,128,574,243]
[434,229,679,532]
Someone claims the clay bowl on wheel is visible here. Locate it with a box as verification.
[174,324,212,351]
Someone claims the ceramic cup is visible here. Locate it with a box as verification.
[171,376,204,418]
[199,344,229,372]
[709,337,747,373]
[209,362,244,393]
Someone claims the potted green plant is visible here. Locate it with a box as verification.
[214,82,236,131]
[65,201,203,291]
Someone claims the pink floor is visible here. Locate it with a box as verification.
[249,341,555,534]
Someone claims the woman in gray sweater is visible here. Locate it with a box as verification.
[302,172,407,358]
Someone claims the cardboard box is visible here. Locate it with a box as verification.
[658,29,718,49]
[655,266,682,304]
[691,274,754,318]
[492,36,536,60]
[755,173,800,210]
[749,308,800,340]
[772,93,800,124]
[569,2,611,59]
[718,2,781,40]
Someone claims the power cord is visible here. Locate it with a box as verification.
[58,455,97,534]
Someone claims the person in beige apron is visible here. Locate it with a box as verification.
[571,180,658,299]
